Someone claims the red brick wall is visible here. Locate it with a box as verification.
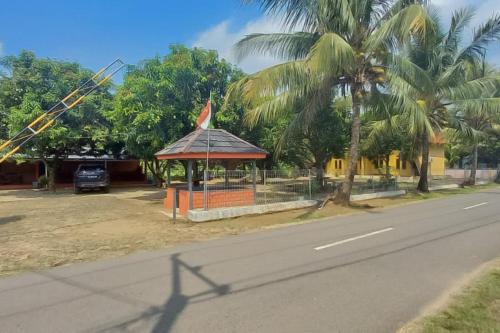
[164,187,255,215]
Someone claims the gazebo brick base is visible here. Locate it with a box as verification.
[165,188,255,215]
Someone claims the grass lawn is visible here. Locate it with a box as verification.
[419,262,500,332]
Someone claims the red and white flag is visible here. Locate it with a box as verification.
[196,98,211,129]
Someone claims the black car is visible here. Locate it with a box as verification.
[73,164,110,194]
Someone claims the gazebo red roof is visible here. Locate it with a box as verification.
[155,128,267,160]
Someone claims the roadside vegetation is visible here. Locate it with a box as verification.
[405,260,500,332]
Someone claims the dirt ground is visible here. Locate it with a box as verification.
[0,186,493,277]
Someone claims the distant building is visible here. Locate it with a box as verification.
[0,155,146,189]
[326,135,446,177]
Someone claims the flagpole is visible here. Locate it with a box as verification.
[206,92,211,171]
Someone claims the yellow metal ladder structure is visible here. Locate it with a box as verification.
[0,59,125,163]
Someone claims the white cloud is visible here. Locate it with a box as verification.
[192,16,286,73]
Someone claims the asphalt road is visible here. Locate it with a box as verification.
[1,188,500,333]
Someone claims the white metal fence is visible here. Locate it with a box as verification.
[202,169,318,210]
[194,169,499,212]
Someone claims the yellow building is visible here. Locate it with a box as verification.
[326,140,446,178]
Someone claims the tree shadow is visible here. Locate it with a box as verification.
[0,188,73,200]
[93,253,230,333]
[0,215,25,225]
[129,190,165,202]
[150,254,230,333]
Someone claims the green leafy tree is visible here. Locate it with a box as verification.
[273,97,351,180]
[0,51,114,191]
[362,125,403,179]
[111,45,244,185]
[228,0,431,204]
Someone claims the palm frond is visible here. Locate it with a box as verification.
[316,0,355,35]
[239,60,311,103]
[439,76,498,101]
[456,14,500,62]
[305,32,355,75]
[444,7,475,54]
[244,91,295,126]
[365,4,432,52]
[234,32,319,62]
[390,54,434,94]
[274,78,334,154]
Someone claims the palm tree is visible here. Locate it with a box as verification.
[450,63,500,185]
[380,8,500,191]
[228,0,431,205]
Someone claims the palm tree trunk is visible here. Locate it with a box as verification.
[335,83,362,205]
[314,159,325,188]
[417,132,430,192]
[385,154,390,179]
[468,143,478,185]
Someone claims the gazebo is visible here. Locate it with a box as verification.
[155,128,267,216]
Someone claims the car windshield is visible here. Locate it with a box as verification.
[79,165,104,172]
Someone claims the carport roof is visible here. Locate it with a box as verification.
[155,129,267,160]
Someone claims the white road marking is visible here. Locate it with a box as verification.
[463,202,488,210]
[159,210,170,216]
[314,227,394,251]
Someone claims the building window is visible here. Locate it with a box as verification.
[396,158,400,169]
[339,160,342,169]
[334,160,338,169]
[402,160,407,170]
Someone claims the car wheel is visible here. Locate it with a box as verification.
[102,186,110,193]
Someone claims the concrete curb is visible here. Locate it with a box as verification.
[350,190,406,202]
[187,189,409,222]
[429,184,460,191]
[188,200,318,222]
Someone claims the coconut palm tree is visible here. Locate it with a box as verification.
[228,0,431,204]
[376,8,500,191]
[449,62,500,185]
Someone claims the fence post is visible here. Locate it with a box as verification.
[252,161,257,205]
[187,160,193,210]
[263,169,267,204]
[166,161,171,186]
[172,188,177,223]
[308,169,312,199]
[203,170,208,211]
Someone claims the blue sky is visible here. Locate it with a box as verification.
[0,1,262,72]
[0,0,498,76]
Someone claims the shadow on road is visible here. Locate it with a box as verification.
[89,253,230,333]
[150,254,229,333]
